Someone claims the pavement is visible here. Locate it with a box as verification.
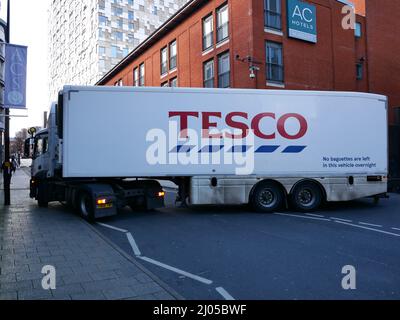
[0,166,182,300]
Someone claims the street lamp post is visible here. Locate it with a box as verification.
[3,0,10,206]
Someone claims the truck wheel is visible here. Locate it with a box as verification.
[78,192,95,222]
[291,181,323,212]
[37,183,48,208]
[251,181,284,213]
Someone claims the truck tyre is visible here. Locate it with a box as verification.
[37,183,49,208]
[251,181,284,213]
[291,181,323,212]
[78,191,95,222]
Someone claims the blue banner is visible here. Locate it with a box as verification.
[5,44,27,109]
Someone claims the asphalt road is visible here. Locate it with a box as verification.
[94,190,400,300]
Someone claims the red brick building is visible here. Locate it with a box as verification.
[96,0,399,125]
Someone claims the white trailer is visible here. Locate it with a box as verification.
[26,86,388,220]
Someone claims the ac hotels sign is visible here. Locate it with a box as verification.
[287,0,318,43]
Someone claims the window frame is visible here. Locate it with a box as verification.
[139,63,145,86]
[266,41,284,84]
[264,0,282,30]
[216,4,229,43]
[356,63,363,80]
[355,22,362,38]
[133,67,139,87]
[170,77,178,87]
[217,51,230,88]
[169,40,177,70]
[202,14,214,51]
[203,59,215,88]
[160,46,168,76]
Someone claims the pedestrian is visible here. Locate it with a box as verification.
[1,159,16,187]
[11,156,18,170]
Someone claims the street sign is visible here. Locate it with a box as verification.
[4,43,28,109]
[287,0,317,43]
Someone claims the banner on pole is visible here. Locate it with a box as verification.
[5,44,28,109]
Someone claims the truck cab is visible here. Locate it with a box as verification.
[24,99,164,221]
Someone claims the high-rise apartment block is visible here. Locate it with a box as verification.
[48,0,187,100]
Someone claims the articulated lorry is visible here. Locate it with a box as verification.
[25,86,388,221]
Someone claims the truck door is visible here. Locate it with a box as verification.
[32,133,50,179]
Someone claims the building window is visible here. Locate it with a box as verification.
[99,15,107,26]
[99,46,106,55]
[264,0,282,30]
[115,79,123,86]
[356,63,363,80]
[128,0,133,5]
[113,31,123,41]
[217,4,229,43]
[161,47,168,75]
[112,6,123,16]
[161,81,169,87]
[117,19,123,28]
[203,59,214,88]
[202,14,214,51]
[170,77,178,87]
[218,52,230,88]
[355,22,362,38]
[111,46,118,58]
[134,67,139,86]
[169,40,177,70]
[139,63,145,86]
[266,41,284,83]
[128,11,134,20]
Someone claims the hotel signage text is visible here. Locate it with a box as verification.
[287,0,317,43]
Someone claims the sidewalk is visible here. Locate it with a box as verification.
[0,168,180,300]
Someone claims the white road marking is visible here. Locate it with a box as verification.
[305,213,325,218]
[96,222,128,233]
[392,227,400,232]
[126,232,142,256]
[330,217,353,223]
[273,212,330,222]
[359,222,383,228]
[138,256,213,285]
[334,220,400,237]
[216,287,235,300]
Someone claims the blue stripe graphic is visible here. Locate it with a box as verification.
[282,146,307,153]
[256,146,280,153]
[199,145,224,153]
[170,145,195,153]
[229,146,250,153]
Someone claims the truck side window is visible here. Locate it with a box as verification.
[33,135,49,158]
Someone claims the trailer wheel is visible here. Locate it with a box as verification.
[251,181,285,213]
[78,192,95,222]
[291,181,323,212]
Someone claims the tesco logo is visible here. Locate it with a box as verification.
[169,111,308,140]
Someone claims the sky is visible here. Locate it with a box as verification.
[8,0,51,137]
